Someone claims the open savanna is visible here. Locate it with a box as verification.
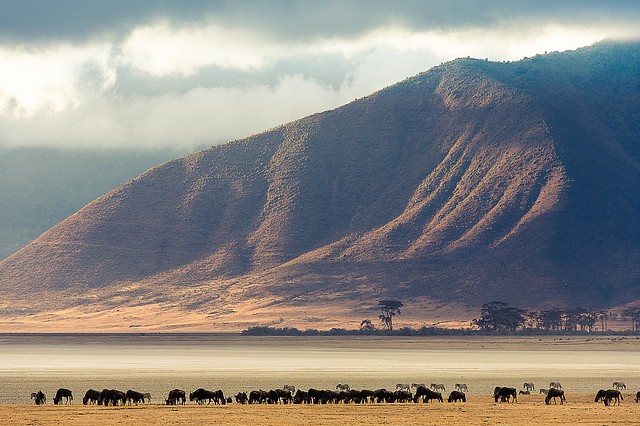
[3,394,640,426]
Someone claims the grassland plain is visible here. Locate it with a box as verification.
[3,394,640,426]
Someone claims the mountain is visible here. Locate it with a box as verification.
[0,41,638,332]
[0,148,190,260]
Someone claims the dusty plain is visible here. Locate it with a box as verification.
[3,394,640,425]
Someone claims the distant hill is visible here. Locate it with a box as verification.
[0,41,638,332]
[0,148,187,259]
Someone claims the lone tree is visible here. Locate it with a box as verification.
[378,300,403,331]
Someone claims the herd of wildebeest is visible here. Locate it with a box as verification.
[28,381,638,407]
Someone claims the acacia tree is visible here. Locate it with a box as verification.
[473,301,526,332]
[622,307,640,332]
[378,300,403,331]
[359,319,376,332]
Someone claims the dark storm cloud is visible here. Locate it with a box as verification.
[2,0,638,43]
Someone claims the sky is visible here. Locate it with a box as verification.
[0,0,638,151]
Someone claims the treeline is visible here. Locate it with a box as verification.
[241,302,640,336]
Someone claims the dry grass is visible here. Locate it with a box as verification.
[4,395,640,426]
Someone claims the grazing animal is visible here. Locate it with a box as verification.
[82,389,101,405]
[413,386,443,403]
[359,389,375,404]
[635,391,640,403]
[32,391,46,405]
[411,383,426,390]
[125,390,146,405]
[293,389,308,404]
[373,388,395,403]
[396,383,410,392]
[494,387,517,403]
[100,389,126,406]
[283,385,296,394]
[249,389,267,404]
[336,384,350,392]
[167,389,186,405]
[523,382,535,391]
[394,390,413,403]
[612,381,626,390]
[190,388,217,405]
[448,391,466,402]
[545,388,566,405]
[519,390,530,395]
[539,388,549,395]
[549,382,562,390]
[235,392,248,404]
[142,392,151,403]
[430,383,446,392]
[595,389,623,406]
[454,384,468,392]
[53,388,73,405]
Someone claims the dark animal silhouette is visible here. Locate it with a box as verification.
[413,386,443,403]
[166,389,186,405]
[394,390,413,403]
[125,390,147,405]
[448,391,466,402]
[235,392,248,404]
[595,389,623,406]
[53,388,73,405]
[82,389,100,405]
[635,391,640,403]
[249,389,267,404]
[545,388,566,405]
[293,389,308,404]
[494,387,517,403]
[190,388,217,404]
[373,388,395,403]
[519,390,530,395]
[32,390,46,405]
[99,389,125,406]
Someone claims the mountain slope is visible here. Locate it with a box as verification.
[0,41,638,331]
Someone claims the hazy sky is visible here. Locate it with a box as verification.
[1,0,638,150]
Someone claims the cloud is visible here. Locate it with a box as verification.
[0,1,638,151]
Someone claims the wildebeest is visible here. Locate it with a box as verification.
[190,388,221,405]
[249,389,268,404]
[32,390,46,405]
[413,386,443,403]
[373,388,395,403]
[235,392,248,404]
[293,389,308,404]
[454,383,468,392]
[166,389,186,405]
[494,387,517,403]
[636,391,640,403]
[82,389,100,405]
[430,383,446,392]
[100,389,126,406]
[545,388,566,405]
[448,391,466,402]
[394,390,413,403]
[411,383,426,390]
[519,390,530,395]
[125,390,147,405]
[53,388,73,405]
[612,381,626,390]
[549,381,562,390]
[523,382,535,391]
[595,389,623,406]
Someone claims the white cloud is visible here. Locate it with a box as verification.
[0,17,636,150]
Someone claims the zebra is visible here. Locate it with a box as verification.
[430,383,446,392]
[523,382,535,391]
[455,383,468,392]
[336,384,350,392]
[283,385,296,394]
[612,381,626,390]
[549,381,562,390]
[396,384,410,392]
